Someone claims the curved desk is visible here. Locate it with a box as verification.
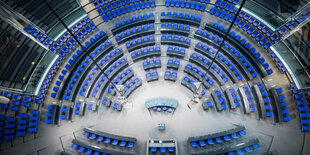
[145,98,178,109]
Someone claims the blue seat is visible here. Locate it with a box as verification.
[191,141,197,147]
[215,137,222,143]
[128,142,134,148]
[120,140,126,146]
[160,147,166,153]
[232,133,239,139]
[282,109,289,115]
[104,138,111,143]
[276,88,283,94]
[199,140,206,146]
[112,139,119,145]
[151,147,157,152]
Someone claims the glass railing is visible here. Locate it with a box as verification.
[47,7,87,41]
[24,51,59,95]
[236,0,286,31]
[271,40,310,89]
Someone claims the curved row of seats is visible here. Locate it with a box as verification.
[165,0,207,11]
[188,125,261,154]
[144,67,158,80]
[51,40,113,100]
[161,34,191,48]
[189,126,246,148]
[211,90,228,110]
[210,3,279,47]
[125,35,155,52]
[167,45,186,58]
[161,23,190,36]
[167,58,180,70]
[83,48,125,98]
[143,57,161,70]
[195,29,263,79]
[268,50,287,72]
[106,68,134,95]
[181,76,206,97]
[131,45,161,61]
[84,56,128,99]
[112,13,155,35]
[208,23,273,76]
[160,12,201,27]
[25,18,96,58]
[95,0,155,22]
[184,61,215,88]
[290,83,310,131]
[115,23,155,44]
[83,127,136,148]
[190,49,230,85]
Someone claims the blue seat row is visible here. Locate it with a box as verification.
[217,54,243,81]
[213,90,228,110]
[290,85,310,131]
[202,99,213,110]
[150,146,175,153]
[143,58,161,70]
[269,51,287,72]
[52,52,92,99]
[214,0,237,12]
[215,0,238,7]
[184,61,214,88]
[146,70,159,82]
[190,130,245,147]
[70,42,113,98]
[83,30,106,49]
[160,22,190,35]
[115,24,154,44]
[93,0,125,9]
[213,24,273,75]
[49,18,95,56]
[167,45,186,58]
[73,102,86,115]
[256,84,274,118]
[228,88,241,108]
[210,9,276,49]
[165,0,206,11]
[193,43,230,84]
[98,0,155,22]
[123,77,142,97]
[182,76,206,96]
[40,58,63,98]
[160,12,201,27]
[210,63,229,84]
[45,105,59,124]
[161,34,191,48]
[238,11,280,43]
[71,142,108,155]
[92,53,128,98]
[113,13,155,34]
[106,69,133,95]
[164,70,178,81]
[167,58,180,69]
[221,42,259,78]
[131,45,161,61]
[243,87,257,113]
[83,129,135,148]
[90,57,127,98]
[125,35,155,51]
